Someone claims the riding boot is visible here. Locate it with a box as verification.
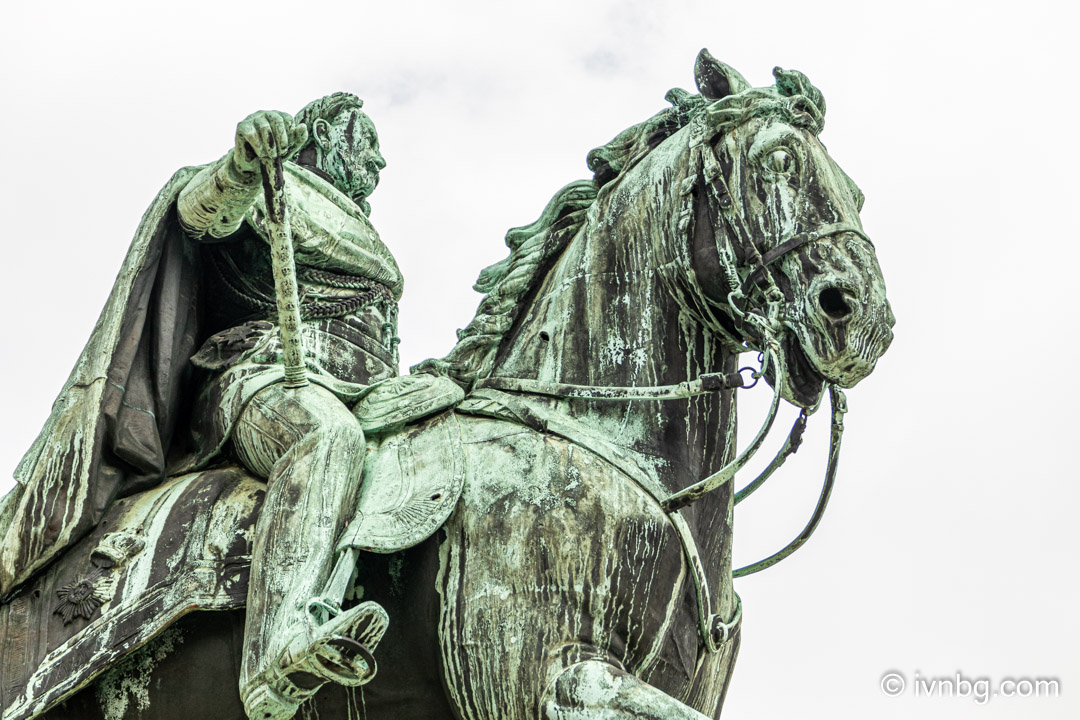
[231,383,388,719]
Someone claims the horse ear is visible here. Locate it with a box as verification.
[695,49,750,101]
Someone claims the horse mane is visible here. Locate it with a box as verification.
[409,178,597,386]
[414,68,826,388]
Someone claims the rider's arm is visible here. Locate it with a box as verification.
[177,156,260,240]
[178,110,307,241]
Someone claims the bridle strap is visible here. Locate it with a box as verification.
[697,139,870,327]
[742,221,872,294]
[661,341,786,512]
[733,410,807,505]
[760,222,872,268]
[475,370,747,401]
[733,386,847,577]
[457,385,735,654]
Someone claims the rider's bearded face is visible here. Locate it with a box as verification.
[319,110,386,210]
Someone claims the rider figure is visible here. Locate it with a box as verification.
[177,93,398,719]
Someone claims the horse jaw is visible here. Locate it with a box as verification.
[768,333,827,409]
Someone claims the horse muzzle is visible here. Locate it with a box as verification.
[792,285,893,391]
[776,232,894,395]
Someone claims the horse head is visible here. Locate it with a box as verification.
[421,50,894,474]
[685,50,894,408]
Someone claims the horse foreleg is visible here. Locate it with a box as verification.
[542,660,711,720]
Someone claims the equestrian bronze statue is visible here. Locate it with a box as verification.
[0,50,893,720]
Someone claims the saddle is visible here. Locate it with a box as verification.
[0,375,466,720]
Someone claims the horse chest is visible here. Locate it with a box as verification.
[436,420,709,718]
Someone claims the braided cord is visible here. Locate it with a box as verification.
[207,251,394,321]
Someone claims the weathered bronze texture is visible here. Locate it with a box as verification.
[0,50,892,720]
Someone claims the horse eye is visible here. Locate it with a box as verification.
[765,148,795,174]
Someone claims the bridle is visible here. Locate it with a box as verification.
[690,127,872,340]
[472,117,864,651]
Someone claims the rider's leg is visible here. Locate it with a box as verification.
[541,659,711,720]
[231,383,385,718]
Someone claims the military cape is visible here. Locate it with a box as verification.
[0,167,206,597]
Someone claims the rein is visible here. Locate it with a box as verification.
[476,370,750,399]
[467,347,846,654]
[734,385,846,577]
[476,332,848,579]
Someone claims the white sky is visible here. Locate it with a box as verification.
[1,1,1076,718]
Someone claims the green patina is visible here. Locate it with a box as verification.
[0,49,892,720]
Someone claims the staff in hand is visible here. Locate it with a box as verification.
[234,111,310,388]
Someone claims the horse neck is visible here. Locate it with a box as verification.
[488,139,737,495]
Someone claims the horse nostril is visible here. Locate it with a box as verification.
[818,287,853,321]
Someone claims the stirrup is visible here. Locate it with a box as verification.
[242,601,389,719]
[285,599,387,686]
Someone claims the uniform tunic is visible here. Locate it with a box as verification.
[184,162,403,465]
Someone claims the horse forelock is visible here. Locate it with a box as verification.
[699,87,826,143]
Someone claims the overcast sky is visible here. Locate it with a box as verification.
[1,1,1076,718]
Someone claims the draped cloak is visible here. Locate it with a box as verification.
[0,162,402,598]
[0,167,204,598]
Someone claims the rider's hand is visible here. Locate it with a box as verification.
[231,110,309,177]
